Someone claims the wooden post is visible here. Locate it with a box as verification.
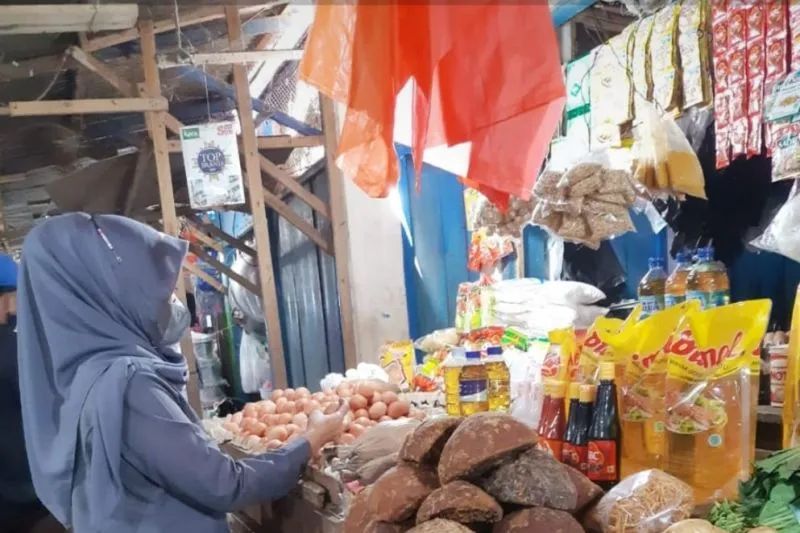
[226,6,288,389]
[319,95,357,369]
[139,18,201,411]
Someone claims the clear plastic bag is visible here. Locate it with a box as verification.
[239,331,271,395]
[751,181,800,263]
[633,102,706,199]
[585,469,694,533]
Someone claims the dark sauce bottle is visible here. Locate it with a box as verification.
[587,361,621,490]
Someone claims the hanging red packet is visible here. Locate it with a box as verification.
[746,3,766,157]
[713,5,732,168]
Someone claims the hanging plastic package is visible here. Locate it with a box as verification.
[299,2,566,205]
[239,330,272,397]
[751,180,800,264]
[229,251,263,330]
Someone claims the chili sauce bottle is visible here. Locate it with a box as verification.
[562,382,582,466]
[588,361,621,490]
[536,380,566,460]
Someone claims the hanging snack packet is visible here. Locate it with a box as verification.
[651,3,682,112]
[782,285,800,449]
[679,0,712,110]
[599,302,700,478]
[664,300,771,504]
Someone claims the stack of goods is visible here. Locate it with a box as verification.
[466,229,515,279]
[470,194,535,239]
[442,343,510,418]
[344,414,603,533]
[205,381,422,454]
[716,1,792,168]
[490,279,609,336]
[531,161,637,248]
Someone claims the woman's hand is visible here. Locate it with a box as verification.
[303,401,348,454]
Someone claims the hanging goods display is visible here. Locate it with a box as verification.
[180,121,245,209]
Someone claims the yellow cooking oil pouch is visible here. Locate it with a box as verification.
[665,300,771,504]
[598,301,699,477]
[579,305,642,383]
[545,327,580,383]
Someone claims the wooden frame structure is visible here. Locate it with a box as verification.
[0,5,358,409]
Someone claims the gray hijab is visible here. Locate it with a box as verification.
[16,213,189,528]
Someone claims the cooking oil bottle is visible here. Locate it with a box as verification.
[665,251,692,307]
[443,347,465,416]
[485,345,510,412]
[638,257,667,317]
[459,350,488,415]
[686,246,730,309]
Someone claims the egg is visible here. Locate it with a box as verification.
[338,433,357,445]
[260,401,277,414]
[355,416,371,427]
[372,392,382,404]
[387,400,410,419]
[336,383,353,398]
[244,435,261,448]
[276,401,295,414]
[356,383,376,399]
[266,426,289,441]
[296,387,311,397]
[381,391,399,404]
[266,439,283,450]
[305,400,321,414]
[285,423,301,436]
[251,421,268,437]
[353,408,369,419]
[264,414,280,426]
[292,413,308,428]
[284,388,296,401]
[368,402,388,420]
[349,423,366,437]
[349,394,369,411]
[277,413,293,425]
[275,396,289,407]
[242,403,258,418]
[312,392,326,402]
[271,389,285,401]
[295,399,310,414]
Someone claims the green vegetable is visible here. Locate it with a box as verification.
[709,500,749,533]
[736,447,800,532]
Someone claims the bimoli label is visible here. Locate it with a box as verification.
[587,440,618,481]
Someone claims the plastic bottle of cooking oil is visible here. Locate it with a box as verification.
[664,251,692,308]
[686,246,730,310]
[638,257,667,317]
[485,346,510,412]
[459,350,488,415]
[443,347,465,416]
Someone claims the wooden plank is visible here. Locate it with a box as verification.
[189,217,257,259]
[320,95,357,370]
[123,143,152,216]
[259,154,330,219]
[140,18,201,413]
[189,243,260,296]
[185,223,224,253]
[227,5,288,389]
[8,98,167,117]
[182,49,303,66]
[0,4,138,35]
[183,261,225,293]
[258,135,324,149]
[166,134,324,152]
[82,4,272,52]
[68,46,136,97]
[262,187,332,255]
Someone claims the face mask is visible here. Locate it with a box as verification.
[159,294,191,347]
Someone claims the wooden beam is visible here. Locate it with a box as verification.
[183,261,225,294]
[227,6,288,389]
[8,98,167,117]
[0,4,138,35]
[189,243,260,296]
[166,134,324,152]
[140,18,201,412]
[68,46,136,97]
[185,223,224,253]
[169,49,304,67]
[124,143,152,217]
[188,217,257,259]
[320,95,357,370]
[262,187,333,255]
[258,153,330,219]
[82,4,276,52]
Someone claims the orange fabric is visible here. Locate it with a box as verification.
[299,2,565,204]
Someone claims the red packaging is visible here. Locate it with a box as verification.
[728,5,748,47]
[767,0,788,38]
[713,4,732,168]
[715,92,731,169]
[790,3,800,68]
[746,5,766,157]
[729,46,749,159]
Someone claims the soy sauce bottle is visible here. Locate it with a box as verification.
[563,384,595,474]
[587,361,621,490]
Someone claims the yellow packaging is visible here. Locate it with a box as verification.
[632,15,656,119]
[380,340,415,391]
[590,25,635,149]
[598,301,700,478]
[664,300,771,504]
[783,286,800,448]
[678,0,711,109]
[545,328,579,382]
[579,305,642,383]
[651,3,681,112]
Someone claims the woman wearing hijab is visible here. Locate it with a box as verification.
[16,213,347,533]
